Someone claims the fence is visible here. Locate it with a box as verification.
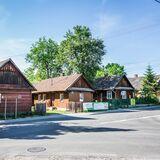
[68,102,83,113]
[83,99,136,111]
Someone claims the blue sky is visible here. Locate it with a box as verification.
[0,0,160,77]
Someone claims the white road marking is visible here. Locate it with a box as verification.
[99,114,160,125]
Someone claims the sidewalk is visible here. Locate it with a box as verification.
[0,105,160,125]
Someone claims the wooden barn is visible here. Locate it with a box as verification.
[94,74,135,101]
[33,74,94,110]
[0,59,35,115]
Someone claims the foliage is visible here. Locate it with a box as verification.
[59,25,105,81]
[25,37,61,82]
[108,99,130,109]
[135,97,159,104]
[24,66,42,84]
[96,63,126,78]
[141,65,159,98]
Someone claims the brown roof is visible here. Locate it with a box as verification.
[128,77,143,91]
[33,74,90,93]
[129,75,160,91]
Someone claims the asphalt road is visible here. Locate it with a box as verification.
[0,106,160,160]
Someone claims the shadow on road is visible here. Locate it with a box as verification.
[0,114,137,140]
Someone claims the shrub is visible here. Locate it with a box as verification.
[135,97,159,104]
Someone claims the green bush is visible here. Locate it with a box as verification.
[108,99,130,110]
[135,97,159,104]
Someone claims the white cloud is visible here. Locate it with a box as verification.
[94,13,121,37]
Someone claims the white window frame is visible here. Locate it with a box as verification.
[121,91,127,99]
[107,91,112,99]
[60,93,64,102]
[79,93,84,102]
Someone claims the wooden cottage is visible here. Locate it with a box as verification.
[0,59,35,114]
[33,74,94,110]
[94,74,134,101]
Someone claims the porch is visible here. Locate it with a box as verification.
[94,88,134,102]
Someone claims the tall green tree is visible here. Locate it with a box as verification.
[141,65,159,98]
[24,66,43,84]
[25,37,61,82]
[96,63,126,78]
[59,25,105,81]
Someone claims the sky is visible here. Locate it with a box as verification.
[0,0,160,77]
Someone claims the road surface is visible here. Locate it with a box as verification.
[0,106,160,160]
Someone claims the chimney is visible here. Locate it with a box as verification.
[134,74,138,78]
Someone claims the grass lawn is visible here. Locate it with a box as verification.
[46,109,71,115]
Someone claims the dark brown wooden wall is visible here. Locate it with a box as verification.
[0,61,33,114]
[0,90,32,114]
[72,77,91,88]
[0,62,30,89]
[69,92,93,102]
[117,77,132,88]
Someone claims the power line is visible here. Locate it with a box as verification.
[1,22,160,59]
[107,22,160,39]
[155,0,160,3]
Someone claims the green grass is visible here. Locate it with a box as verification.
[46,109,71,115]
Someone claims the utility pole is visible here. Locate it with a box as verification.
[4,97,7,120]
[15,97,18,119]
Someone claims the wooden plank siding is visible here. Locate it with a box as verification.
[69,92,93,102]
[94,75,134,102]
[0,59,34,114]
[33,74,94,110]
[0,90,32,113]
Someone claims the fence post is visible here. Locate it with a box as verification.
[15,97,18,119]
[4,97,7,120]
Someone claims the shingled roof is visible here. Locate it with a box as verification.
[128,76,143,91]
[33,73,93,93]
[94,74,133,90]
[129,75,160,91]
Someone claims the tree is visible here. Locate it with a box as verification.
[25,37,61,82]
[24,66,43,84]
[141,65,159,98]
[59,25,105,81]
[96,63,126,78]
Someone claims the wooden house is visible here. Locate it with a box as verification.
[33,74,94,110]
[94,74,135,101]
[128,74,143,97]
[0,59,35,114]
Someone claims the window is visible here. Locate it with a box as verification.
[121,91,127,99]
[107,91,112,99]
[60,93,64,102]
[79,93,84,102]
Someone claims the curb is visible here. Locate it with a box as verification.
[0,105,160,125]
[0,114,68,125]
